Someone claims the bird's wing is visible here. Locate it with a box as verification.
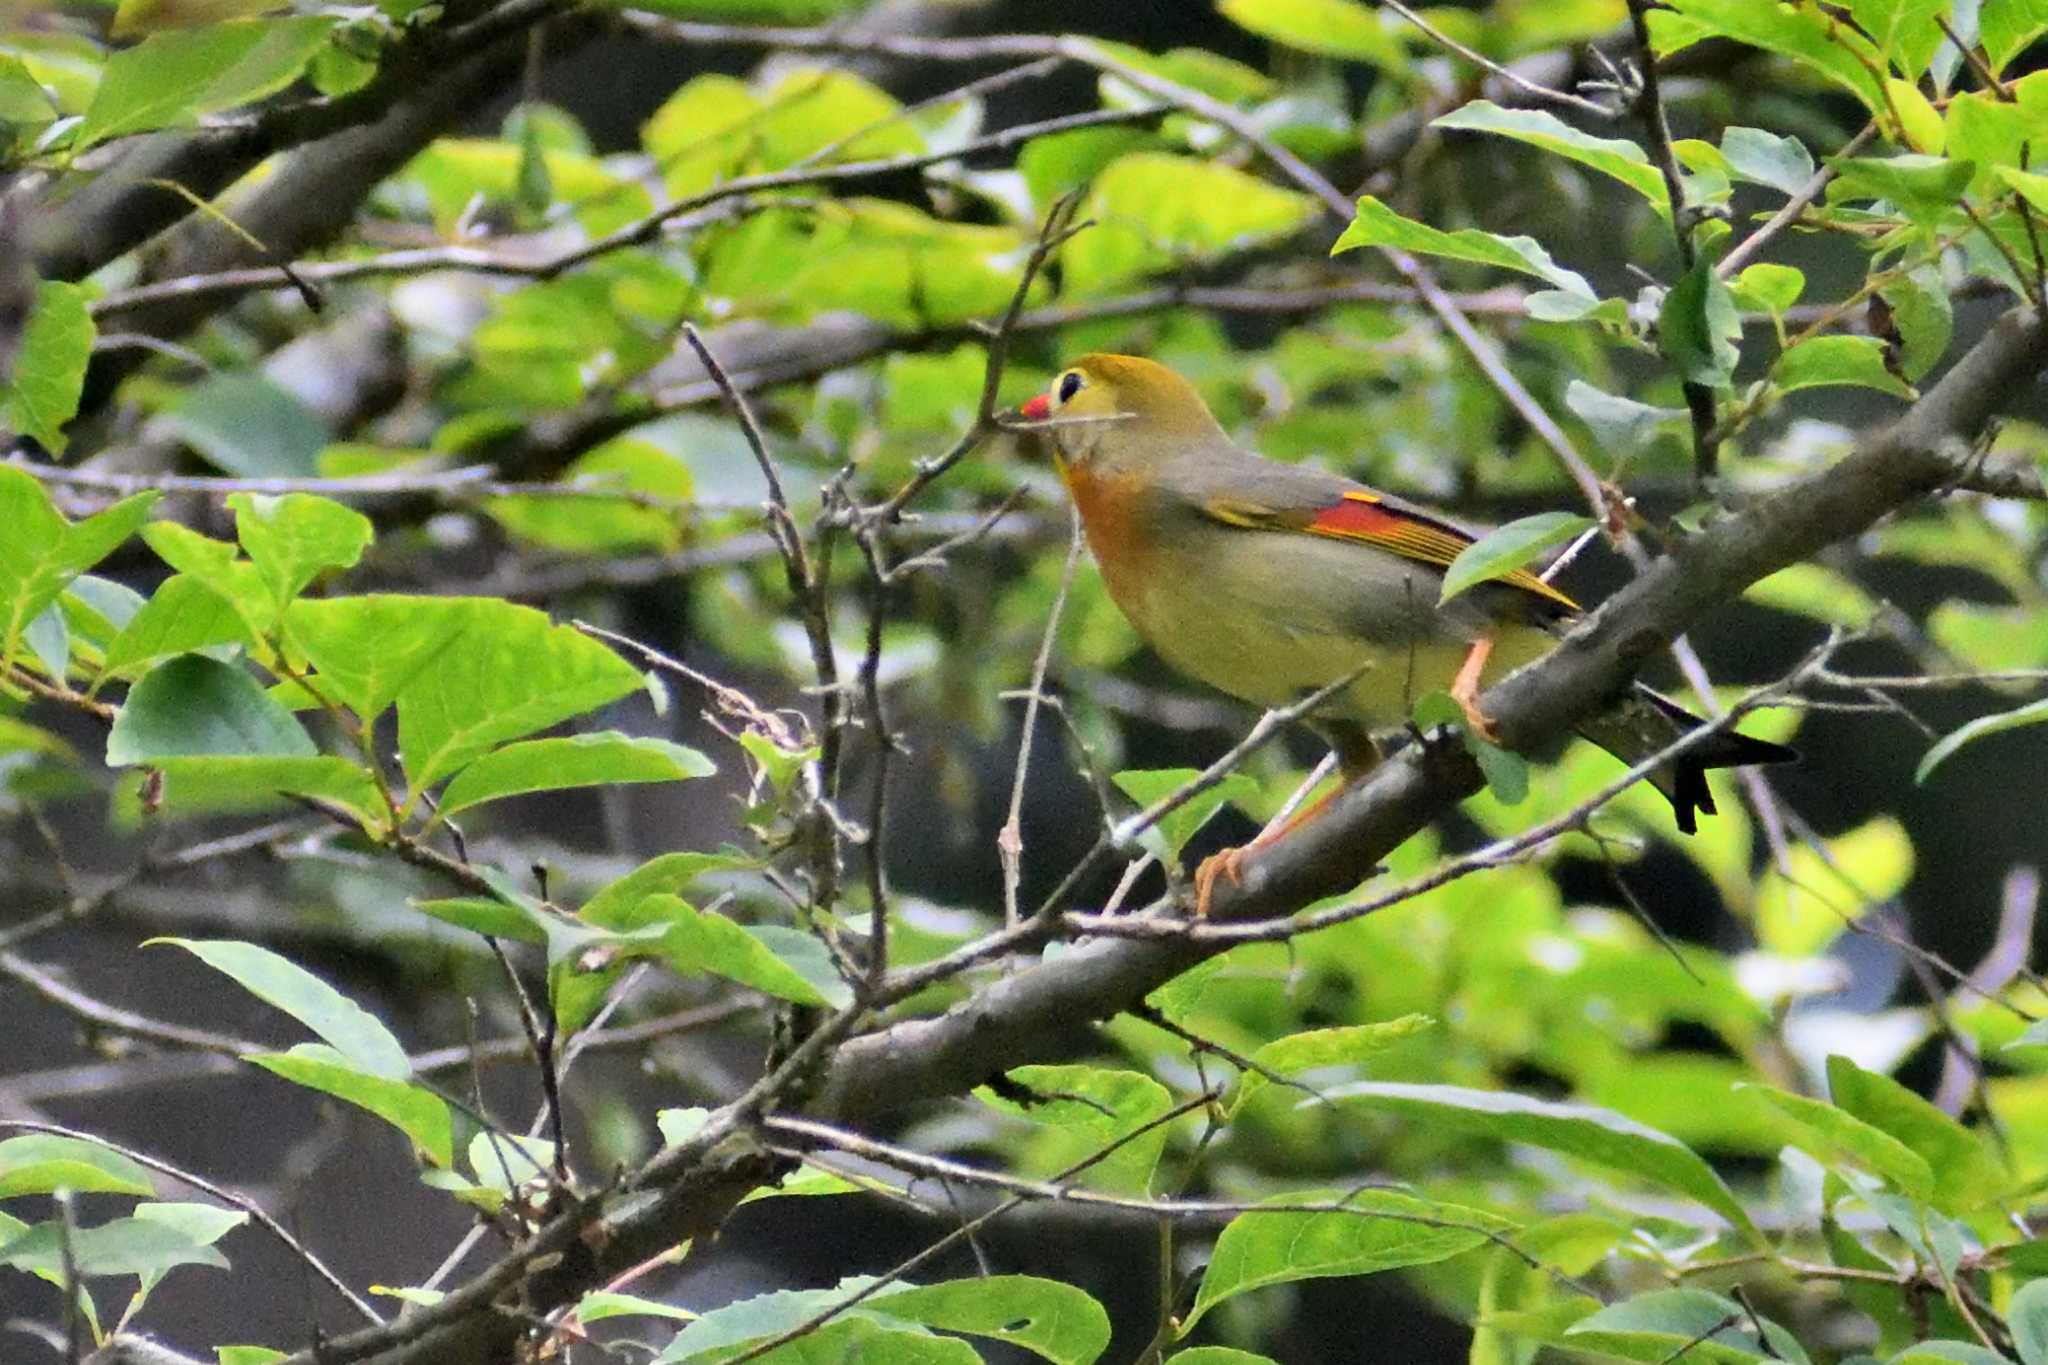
[1201,482,1580,614]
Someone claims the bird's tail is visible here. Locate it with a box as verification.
[1575,684,1798,834]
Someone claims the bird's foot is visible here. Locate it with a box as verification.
[1450,686,1502,744]
[1191,846,1248,918]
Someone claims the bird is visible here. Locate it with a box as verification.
[1013,352,1796,915]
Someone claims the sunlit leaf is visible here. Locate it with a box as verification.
[1334,196,1594,298]
[435,732,713,818]
[1218,0,1406,69]
[77,17,336,146]
[1439,512,1592,604]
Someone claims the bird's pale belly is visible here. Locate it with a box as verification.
[1116,571,1533,731]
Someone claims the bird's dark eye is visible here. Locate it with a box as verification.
[1057,370,1083,403]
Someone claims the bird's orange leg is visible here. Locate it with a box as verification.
[1191,781,1347,918]
[1449,635,1500,742]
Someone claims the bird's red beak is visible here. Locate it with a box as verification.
[1018,394,1050,422]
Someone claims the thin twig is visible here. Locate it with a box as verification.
[1000,510,1085,928]
[1717,123,1877,280]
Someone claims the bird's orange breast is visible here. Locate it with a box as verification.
[1057,458,1159,609]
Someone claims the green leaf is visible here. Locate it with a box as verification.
[24,602,67,680]
[1851,0,1949,78]
[1830,154,1976,227]
[251,1044,452,1166]
[139,523,273,638]
[63,573,146,656]
[217,1348,288,1364]
[2012,1277,2048,1365]
[1333,196,1594,298]
[414,894,669,968]
[0,1135,155,1198]
[1,280,94,452]
[435,731,713,818]
[1776,335,1915,396]
[1231,1016,1434,1116]
[1660,258,1742,388]
[1019,126,1152,209]
[149,937,411,1080]
[390,599,645,789]
[1743,1083,1934,1196]
[632,894,830,1006]
[1063,152,1317,294]
[581,851,751,925]
[657,1283,982,1363]
[1568,1289,1807,1364]
[1434,101,1669,213]
[466,1129,556,1194]
[1111,767,1260,863]
[1878,268,1953,381]
[1565,381,1685,458]
[1721,126,1815,195]
[482,438,693,554]
[1744,563,1880,630]
[1652,0,1886,112]
[132,1202,246,1301]
[862,1276,1111,1365]
[0,467,157,667]
[1754,816,1912,955]
[1186,1188,1509,1328]
[0,55,57,127]
[984,1064,1174,1194]
[1473,738,1530,806]
[162,373,330,478]
[2005,1018,2048,1052]
[1439,512,1593,605]
[77,16,336,146]
[1824,1055,2006,1211]
[1323,1081,1758,1239]
[107,655,316,765]
[1916,696,2048,783]
[1166,1352,1281,1365]
[0,1214,228,1280]
[283,594,473,724]
[227,493,373,618]
[1887,1345,2021,1365]
[98,575,252,683]
[150,755,388,832]
[1981,0,2048,73]
[1217,0,1406,69]
[1728,262,1805,318]
[578,1290,698,1324]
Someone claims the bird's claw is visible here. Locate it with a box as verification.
[1192,846,1247,918]
[1453,690,1502,744]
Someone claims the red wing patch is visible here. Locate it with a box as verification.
[1305,492,1579,611]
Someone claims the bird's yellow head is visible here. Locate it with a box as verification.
[1016,353,1225,468]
